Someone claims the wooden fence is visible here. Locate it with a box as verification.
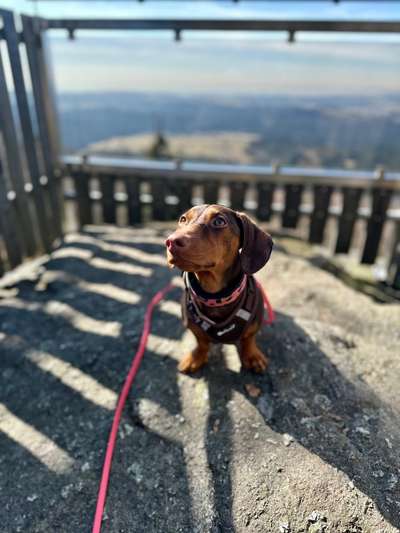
[60,156,400,290]
[0,9,63,277]
[0,8,400,290]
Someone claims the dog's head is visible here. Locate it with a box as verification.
[165,204,273,274]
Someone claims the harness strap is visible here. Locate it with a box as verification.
[183,274,261,343]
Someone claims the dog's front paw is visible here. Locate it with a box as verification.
[178,352,208,374]
[241,349,269,373]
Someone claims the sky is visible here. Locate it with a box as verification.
[1,1,400,94]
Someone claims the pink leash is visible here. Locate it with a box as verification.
[91,280,275,533]
[256,280,276,325]
[92,282,174,533]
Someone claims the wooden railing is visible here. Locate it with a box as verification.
[60,155,400,289]
[0,9,63,277]
[1,7,400,291]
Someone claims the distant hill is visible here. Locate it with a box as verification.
[83,131,259,164]
[57,91,400,170]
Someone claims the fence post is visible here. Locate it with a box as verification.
[203,181,219,205]
[100,176,116,224]
[230,182,247,211]
[1,8,54,252]
[335,188,363,254]
[256,182,275,222]
[73,171,92,228]
[21,14,63,238]
[151,179,167,221]
[126,178,142,224]
[361,179,392,264]
[309,185,333,244]
[0,44,37,257]
[177,181,192,214]
[388,220,400,290]
[0,160,23,268]
[282,184,303,228]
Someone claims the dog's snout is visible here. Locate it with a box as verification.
[165,235,188,252]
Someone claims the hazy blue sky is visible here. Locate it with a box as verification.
[3,0,400,20]
[1,1,400,94]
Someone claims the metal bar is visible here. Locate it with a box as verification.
[0,47,37,257]
[309,185,333,244]
[21,14,63,238]
[61,156,400,190]
[0,161,23,269]
[1,9,53,252]
[256,182,275,222]
[282,184,304,228]
[42,18,400,34]
[361,187,393,264]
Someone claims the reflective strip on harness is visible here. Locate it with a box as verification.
[236,308,251,321]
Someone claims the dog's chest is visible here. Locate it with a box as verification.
[182,276,262,344]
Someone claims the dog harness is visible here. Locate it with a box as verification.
[182,271,263,344]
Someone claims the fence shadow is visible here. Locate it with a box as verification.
[192,311,400,531]
[0,228,399,532]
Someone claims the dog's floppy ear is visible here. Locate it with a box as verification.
[235,212,273,274]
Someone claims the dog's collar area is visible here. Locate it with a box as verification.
[184,271,247,308]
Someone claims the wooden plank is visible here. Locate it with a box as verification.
[126,177,141,224]
[164,179,178,220]
[0,49,37,257]
[256,182,275,221]
[309,185,333,244]
[388,221,400,290]
[203,181,219,205]
[177,181,192,214]
[335,188,363,254]
[99,176,116,224]
[73,172,92,228]
[361,187,393,264]
[0,162,23,268]
[21,14,63,238]
[151,179,167,221]
[230,182,247,212]
[282,184,303,228]
[2,9,53,252]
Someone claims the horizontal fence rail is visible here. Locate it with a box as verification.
[42,18,400,34]
[60,156,400,290]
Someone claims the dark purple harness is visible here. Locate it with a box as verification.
[182,271,263,344]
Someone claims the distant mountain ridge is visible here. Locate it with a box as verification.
[57,91,400,170]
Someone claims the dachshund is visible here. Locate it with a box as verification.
[165,204,273,374]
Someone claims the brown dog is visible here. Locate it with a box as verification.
[165,204,273,373]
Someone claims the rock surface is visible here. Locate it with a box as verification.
[0,225,399,533]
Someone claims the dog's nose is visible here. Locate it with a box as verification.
[165,236,187,251]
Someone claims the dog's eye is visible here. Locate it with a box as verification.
[179,215,187,224]
[212,216,227,228]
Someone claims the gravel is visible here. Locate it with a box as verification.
[0,225,399,533]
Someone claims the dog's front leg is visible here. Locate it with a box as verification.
[239,322,269,373]
[178,322,210,373]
